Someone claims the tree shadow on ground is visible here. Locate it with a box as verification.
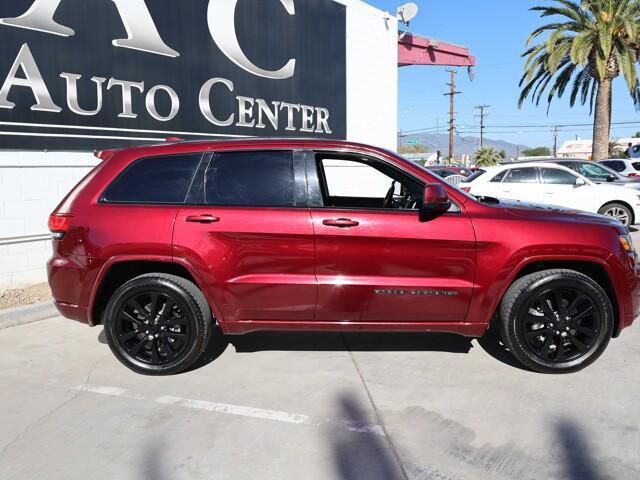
[555,420,604,480]
[329,393,404,480]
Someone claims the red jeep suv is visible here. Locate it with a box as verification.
[47,139,640,375]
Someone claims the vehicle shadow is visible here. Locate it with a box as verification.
[475,327,532,371]
[230,331,473,354]
[98,325,528,372]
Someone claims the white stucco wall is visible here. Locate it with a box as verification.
[0,0,398,290]
[338,0,398,150]
[0,152,99,289]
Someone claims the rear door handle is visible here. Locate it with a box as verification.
[322,218,360,228]
[185,214,220,224]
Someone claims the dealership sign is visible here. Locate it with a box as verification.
[0,0,347,150]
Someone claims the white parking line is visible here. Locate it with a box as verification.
[156,395,310,425]
[75,384,384,436]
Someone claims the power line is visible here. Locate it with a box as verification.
[443,69,461,161]
[398,120,640,136]
[474,105,490,148]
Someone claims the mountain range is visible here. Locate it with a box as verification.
[398,132,530,159]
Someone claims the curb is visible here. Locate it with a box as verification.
[0,301,58,330]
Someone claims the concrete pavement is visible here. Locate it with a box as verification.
[2,230,640,479]
[0,315,638,480]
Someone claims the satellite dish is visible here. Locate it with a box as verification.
[397,3,419,24]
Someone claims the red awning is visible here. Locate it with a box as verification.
[398,33,475,67]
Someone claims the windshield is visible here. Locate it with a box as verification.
[464,170,486,183]
[410,161,478,201]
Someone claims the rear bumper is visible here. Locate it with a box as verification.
[47,252,98,325]
[53,300,90,325]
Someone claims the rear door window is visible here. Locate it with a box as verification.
[205,151,295,207]
[504,168,538,183]
[103,153,202,203]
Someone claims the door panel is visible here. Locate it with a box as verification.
[311,209,476,323]
[174,208,316,322]
[539,168,596,211]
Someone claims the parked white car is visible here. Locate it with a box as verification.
[459,162,640,227]
[599,159,640,177]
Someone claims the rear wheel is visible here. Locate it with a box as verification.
[104,273,212,375]
[598,202,632,227]
[499,269,613,374]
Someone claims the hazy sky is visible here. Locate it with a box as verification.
[367,0,640,148]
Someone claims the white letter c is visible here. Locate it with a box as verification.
[208,0,296,80]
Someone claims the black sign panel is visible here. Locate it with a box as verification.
[0,0,346,150]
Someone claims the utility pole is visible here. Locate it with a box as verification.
[474,105,490,148]
[443,69,461,163]
[552,126,559,157]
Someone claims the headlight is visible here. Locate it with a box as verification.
[619,234,636,255]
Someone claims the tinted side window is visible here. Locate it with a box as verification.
[205,151,294,206]
[504,168,538,183]
[541,168,578,185]
[490,170,507,182]
[602,160,625,172]
[103,153,201,203]
[632,162,640,171]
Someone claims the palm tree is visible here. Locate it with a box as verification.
[609,140,627,157]
[475,146,503,167]
[520,0,640,161]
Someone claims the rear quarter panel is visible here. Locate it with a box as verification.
[48,148,180,314]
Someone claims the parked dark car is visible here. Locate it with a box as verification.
[48,139,639,375]
[427,167,460,179]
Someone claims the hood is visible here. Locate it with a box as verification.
[593,177,640,187]
[496,199,623,227]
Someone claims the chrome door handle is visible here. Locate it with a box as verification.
[185,214,220,224]
[322,218,360,228]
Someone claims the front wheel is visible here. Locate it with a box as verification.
[499,269,613,374]
[598,202,633,227]
[104,273,212,375]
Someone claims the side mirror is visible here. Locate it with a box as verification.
[575,178,587,187]
[607,175,616,182]
[419,184,452,222]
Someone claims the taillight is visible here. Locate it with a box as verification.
[48,214,73,239]
[629,173,640,178]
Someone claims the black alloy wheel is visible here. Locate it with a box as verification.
[499,269,613,373]
[114,291,192,366]
[519,287,601,364]
[104,273,212,375]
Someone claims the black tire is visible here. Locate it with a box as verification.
[598,202,633,227]
[104,273,213,375]
[499,269,613,374]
